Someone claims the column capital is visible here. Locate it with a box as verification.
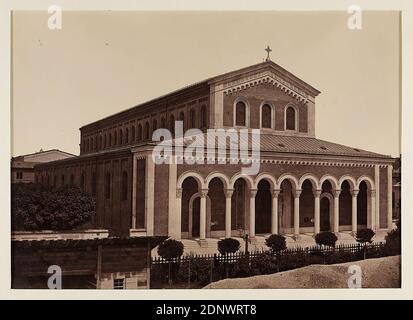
[176,188,183,198]
[313,189,322,197]
[369,189,376,197]
[224,188,234,198]
[200,188,209,198]
[250,188,258,198]
[294,189,302,198]
[333,189,341,198]
[351,189,360,197]
[272,189,281,198]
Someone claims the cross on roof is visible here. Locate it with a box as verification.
[265,45,272,61]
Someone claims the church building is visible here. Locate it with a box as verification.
[35,56,395,242]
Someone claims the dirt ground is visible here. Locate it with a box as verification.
[204,255,401,289]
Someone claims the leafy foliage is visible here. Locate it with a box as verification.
[315,232,338,248]
[355,229,375,244]
[217,238,240,255]
[11,183,94,231]
[157,239,184,261]
[384,219,401,256]
[265,234,287,253]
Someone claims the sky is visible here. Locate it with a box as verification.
[11,11,400,157]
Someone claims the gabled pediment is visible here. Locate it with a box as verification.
[209,60,320,104]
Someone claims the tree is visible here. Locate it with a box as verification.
[217,238,240,255]
[157,239,184,285]
[384,219,401,256]
[11,183,94,231]
[315,232,338,264]
[217,238,240,278]
[265,234,287,272]
[265,234,287,253]
[315,232,338,248]
[355,229,375,259]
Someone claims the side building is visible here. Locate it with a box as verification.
[11,149,75,184]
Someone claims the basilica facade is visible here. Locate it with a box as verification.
[35,60,395,241]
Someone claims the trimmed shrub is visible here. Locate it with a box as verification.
[355,229,375,244]
[157,239,184,260]
[315,232,338,248]
[11,183,94,231]
[217,238,240,255]
[356,228,376,259]
[265,234,287,253]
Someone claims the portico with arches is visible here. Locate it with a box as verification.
[168,163,390,242]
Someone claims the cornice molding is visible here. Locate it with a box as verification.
[221,71,310,103]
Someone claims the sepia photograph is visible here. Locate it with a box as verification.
[4,2,407,301]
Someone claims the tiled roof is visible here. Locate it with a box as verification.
[169,132,391,159]
[256,134,390,158]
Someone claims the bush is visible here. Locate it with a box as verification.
[217,238,240,255]
[315,232,338,248]
[355,229,375,244]
[265,234,287,253]
[157,239,184,261]
[384,220,401,256]
[11,183,94,231]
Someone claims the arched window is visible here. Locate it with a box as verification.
[144,122,150,140]
[286,106,297,131]
[235,101,247,126]
[125,127,129,144]
[120,129,123,144]
[61,174,65,186]
[261,104,272,129]
[138,123,142,141]
[114,131,118,145]
[105,173,111,199]
[70,174,74,185]
[53,175,57,187]
[99,135,102,149]
[200,105,207,129]
[80,173,85,191]
[161,117,166,128]
[189,109,196,128]
[109,133,112,146]
[131,125,135,142]
[121,171,128,201]
[103,134,106,148]
[152,119,158,132]
[91,172,97,196]
[169,115,175,134]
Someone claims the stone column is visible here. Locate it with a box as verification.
[249,189,258,238]
[199,188,208,240]
[294,190,302,238]
[175,188,183,240]
[271,189,280,234]
[387,165,393,229]
[224,189,234,238]
[333,189,341,234]
[313,189,322,235]
[351,189,359,235]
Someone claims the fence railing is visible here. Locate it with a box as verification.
[150,242,389,288]
[151,242,384,265]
